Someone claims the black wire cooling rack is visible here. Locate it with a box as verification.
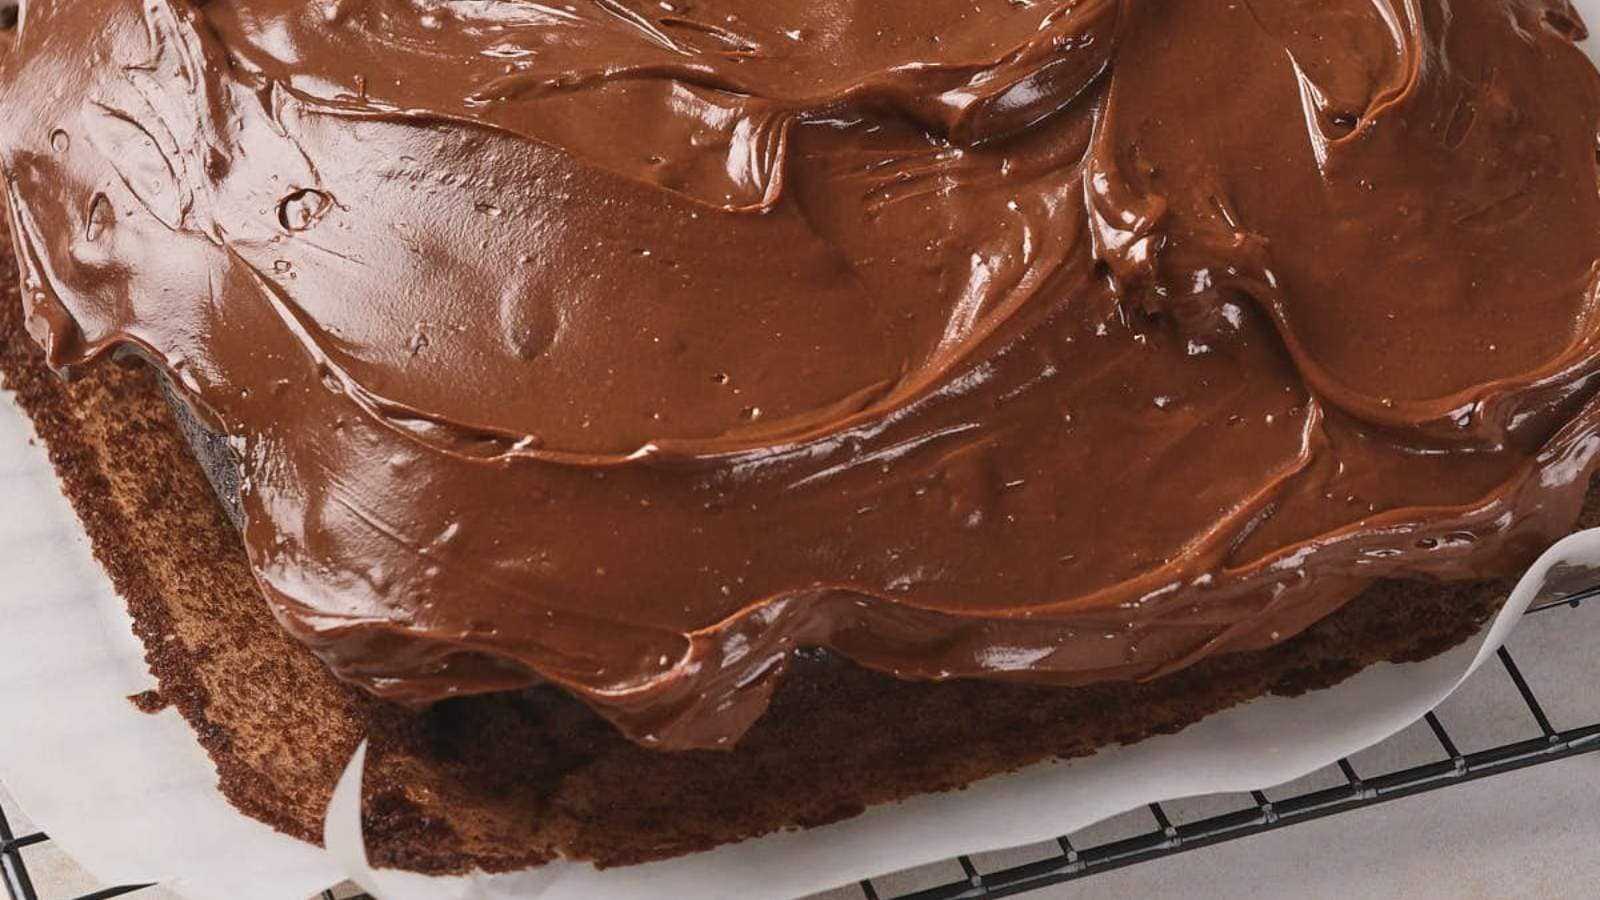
[2,588,1598,900]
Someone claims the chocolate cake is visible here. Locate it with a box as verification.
[2,0,1600,876]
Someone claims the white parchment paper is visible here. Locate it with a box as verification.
[5,10,1600,896]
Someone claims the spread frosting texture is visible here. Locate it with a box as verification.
[5,0,1600,749]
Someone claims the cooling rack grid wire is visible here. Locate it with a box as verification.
[2,590,1597,900]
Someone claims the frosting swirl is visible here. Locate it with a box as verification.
[4,0,1600,748]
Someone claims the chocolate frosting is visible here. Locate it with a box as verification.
[5,0,1600,749]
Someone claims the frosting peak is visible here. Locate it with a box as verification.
[5,0,1600,749]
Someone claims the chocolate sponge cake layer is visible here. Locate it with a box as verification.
[0,238,1548,872]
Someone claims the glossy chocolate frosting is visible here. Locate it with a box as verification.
[5,0,1600,749]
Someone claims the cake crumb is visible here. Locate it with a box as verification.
[127,689,168,714]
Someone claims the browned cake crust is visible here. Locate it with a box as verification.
[2,229,1566,872]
